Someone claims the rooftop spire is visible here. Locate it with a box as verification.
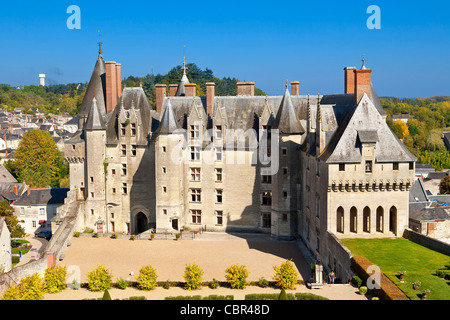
[183,45,187,75]
[361,54,366,69]
[98,30,103,55]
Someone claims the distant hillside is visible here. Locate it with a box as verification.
[0,63,266,116]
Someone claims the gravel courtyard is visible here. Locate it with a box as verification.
[46,232,366,300]
[59,232,310,283]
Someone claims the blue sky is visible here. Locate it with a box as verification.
[1,0,449,98]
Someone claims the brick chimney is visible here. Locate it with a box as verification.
[27,187,30,196]
[169,84,178,97]
[237,82,255,96]
[206,82,215,116]
[355,67,372,104]
[344,67,356,94]
[105,61,119,114]
[155,84,167,113]
[115,63,122,98]
[291,81,300,95]
[13,184,17,195]
[184,83,197,97]
[345,57,372,105]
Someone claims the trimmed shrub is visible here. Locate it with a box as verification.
[278,289,288,300]
[136,265,158,290]
[359,286,368,295]
[129,235,135,241]
[351,276,363,288]
[258,277,269,288]
[11,256,20,265]
[272,259,299,289]
[74,232,80,238]
[2,274,46,300]
[295,293,329,300]
[183,263,203,291]
[115,278,129,290]
[44,265,67,294]
[102,290,112,300]
[225,264,249,289]
[209,278,220,289]
[87,265,113,292]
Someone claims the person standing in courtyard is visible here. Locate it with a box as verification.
[328,270,336,284]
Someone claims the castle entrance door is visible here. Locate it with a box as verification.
[136,212,149,234]
[172,219,178,230]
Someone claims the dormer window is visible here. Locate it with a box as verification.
[131,123,136,136]
[215,125,222,140]
[365,161,373,173]
[190,124,200,139]
[121,123,126,136]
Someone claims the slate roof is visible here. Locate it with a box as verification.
[0,164,17,183]
[272,87,305,134]
[410,207,450,221]
[319,93,417,163]
[78,54,106,118]
[105,87,156,146]
[13,188,69,206]
[85,97,106,131]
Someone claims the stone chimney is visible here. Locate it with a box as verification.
[105,61,122,114]
[169,84,178,97]
[155,84,167,114]
[237,82,255,96]
[206,82,215,116]
[291,81,300,95]
[184,83,197,97]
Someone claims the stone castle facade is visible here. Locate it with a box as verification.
[61,51,416,281]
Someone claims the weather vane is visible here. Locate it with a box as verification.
[98,30,103,55]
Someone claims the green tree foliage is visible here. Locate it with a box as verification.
[44,265,67,294]
[183,263,204,291]
[0,200,24,238]
[439,175,450,194]
[381,97,450,170]
[136,265,158,290]
[225,264,249,289]
[1,274,45,300]
[12,130,68,188]
[272,259,299,290]
[87,265,113,292]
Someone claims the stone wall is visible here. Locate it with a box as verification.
[403,228,450,256]
[0,201,80,295]
[325,232,353,284]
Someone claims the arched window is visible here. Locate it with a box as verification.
[337,207,344,234]
[376,207,384,233]
[350,207,357,233]
[389,206,397,235]
[363,207,371,233]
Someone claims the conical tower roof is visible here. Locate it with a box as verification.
[273,83,305,134]
[78,54,107,118]
[85,97,106,131]
[157,99,178,134]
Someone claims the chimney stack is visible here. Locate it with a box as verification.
[237,82,255,96]
[105,61,121,114]
[155,84,167,113]
[184,83,197,97]
[346,57,372,105]
[13,184,17,195]
[206,82,215,116]
[169,84,178,97]
[344,67,356,94]
[291,81,300,95]
[27,187,30,196]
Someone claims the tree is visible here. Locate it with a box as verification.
[0,200,24,238]
[439,175,450,194]
[13,130,67,188]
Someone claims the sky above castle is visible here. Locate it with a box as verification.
[1,0,449,98]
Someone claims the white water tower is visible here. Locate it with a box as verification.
[39,74,46,86]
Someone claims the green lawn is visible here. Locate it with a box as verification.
[341,238,450,300]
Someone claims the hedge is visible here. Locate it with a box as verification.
[165,295,234,300]
[351,256,409,300]
[245,293,328,300]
